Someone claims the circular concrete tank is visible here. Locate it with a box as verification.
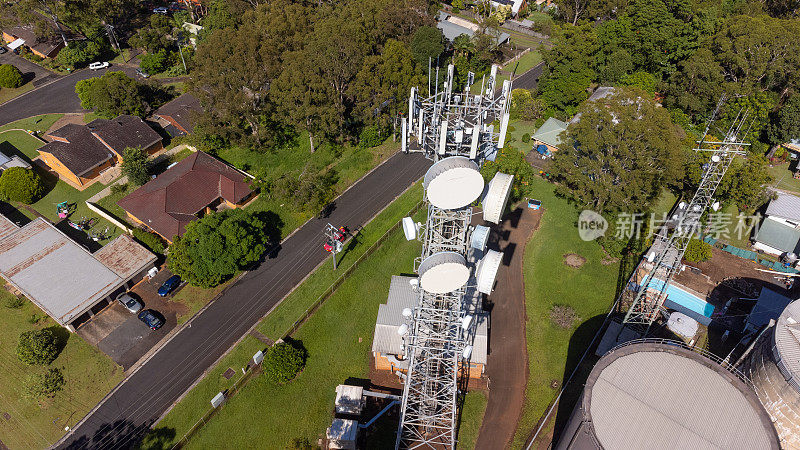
[556,341,779,450]
[743,299,800,449]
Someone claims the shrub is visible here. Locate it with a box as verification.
[4,295,25,309]
[121,147,151,186]
[359,125,384,148]
[0,64,24,88]
[0,167,46,204]
[522,133,531,143]
[263,342,305,384]
[56,40,104,69]
[16,329,60,365]
[140,49,175,75]
[133,228,166,254]
[110,182,129,196]
[685,238,712,262]
[23,367,65,400]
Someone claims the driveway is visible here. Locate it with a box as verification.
[77,269,183,370]
[0,65,138,125]
[0,51,60,88]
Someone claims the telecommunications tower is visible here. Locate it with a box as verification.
[394,63,514,449]
[621,98,750,330]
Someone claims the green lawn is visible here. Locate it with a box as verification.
[0,82,35,105]
[503,49,542,76]
[0,130,46,161]
[470,73,510,94]
[0,289,124,449]
[503,120,538,154]
[768,162,800,195]
[511,176,622,449]
[0,114,63,134]
[458,391,488,449]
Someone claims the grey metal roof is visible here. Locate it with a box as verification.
[588,86,616,102]
[372,275,488,364]
[93,234,156,280]
[589,347,776,450]
[0,213,18,240]
[755,217,800,254]
[0,219,123,324]
[766,192,800,223]
[532,117,568,148]
[437,20,474,42]
[773,299,800,390]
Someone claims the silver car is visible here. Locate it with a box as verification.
[117,293,143,313]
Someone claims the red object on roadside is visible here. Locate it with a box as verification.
[323,242,333,252]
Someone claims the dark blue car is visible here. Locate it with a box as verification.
[157,275,181,297]
[138,309,164,330]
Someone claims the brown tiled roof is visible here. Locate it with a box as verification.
[87,115,162,155]
[153,93,202,133]
[117,151,254,241]
[39,124,115,176]
[3,12,80,58]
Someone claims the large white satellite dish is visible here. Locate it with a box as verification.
[423,157,484,210]
[418,251,470,294]
[483,172,514,224]
[476,250,503,294]
[470,225,490,251]
[402,217,417,241]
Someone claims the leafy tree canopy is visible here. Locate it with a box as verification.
[0,167,46,204]
[75,71,148,118]
[121,147,151,186]
[16,329,60,365]
[263,342,306,384]
[0,64,24,88]
[410,26,444,67]
[167,209,270,288]
[551,88,685,212]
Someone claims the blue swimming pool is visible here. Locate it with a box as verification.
[640,276,714,321]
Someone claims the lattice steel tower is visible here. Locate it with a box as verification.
[622,98,750,329]
[394,63,513,449]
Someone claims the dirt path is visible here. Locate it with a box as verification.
[475,206,542,450]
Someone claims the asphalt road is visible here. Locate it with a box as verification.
[513,62,544,91]
[57,151,431,449]
[0,66,137,125]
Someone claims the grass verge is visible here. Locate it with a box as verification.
[0,130,46,161]
[0,82,35,105]
[503,49,542,76]
[510,176,621,449]
[768,162,800,195]
[0,290,124,449]
[0,114,63,133]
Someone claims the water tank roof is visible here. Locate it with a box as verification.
[584,342,778,450]
[774,298,800,385]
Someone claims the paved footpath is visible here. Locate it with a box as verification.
[57,151,431,449]
[476,206,542,450]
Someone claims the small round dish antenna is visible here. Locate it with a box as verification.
[711,154,721,163]
[483,172,514,224]
[397,323,409,336]
[470,225,491,251]
[423,157,484,210]
[418,251,470,294]
[402,217,417,241]
[476,250,503,294]
[462,345,473,359]
[402,307,413,318]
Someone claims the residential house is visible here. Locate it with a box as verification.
[152,93,203,136]
[531,117,567,155]
[38,115,163,189]
[490,0,527,17]
[753,192,800,257]
[2,13,79,58]
[436,12,510,45]
[372,276,488,379]
[116,151,256,242]
[0,216,156,331]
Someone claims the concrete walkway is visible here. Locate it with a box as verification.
[476,206,542,450]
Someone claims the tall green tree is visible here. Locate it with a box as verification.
[350,39,422,126]
[121,147,150,186]
[75,71,148,118]
[538,24,599,115]
[551,88,685,212]
[167,209,270,288]
[768,95,800,145]
[410,26,444,67]
[718,154,774,211]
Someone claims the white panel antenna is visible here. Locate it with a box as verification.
[476,249,503,294]
[408,87,416,129]
[438,120,448,155]
[401,117,408,153]
[498,112,510,149]
[418,110,425,146]
[402,217,417,241]
[469,125,480,160]
[483,172,514,224]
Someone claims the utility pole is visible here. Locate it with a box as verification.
[323,223,345,270]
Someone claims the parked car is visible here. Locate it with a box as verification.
[89,61,109,70]
[157,275,181,297]
[116,293,143,313]
[138,309,164,330]
[153,6,168,13]
[135,68,150,78]
[0,46,7,54]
